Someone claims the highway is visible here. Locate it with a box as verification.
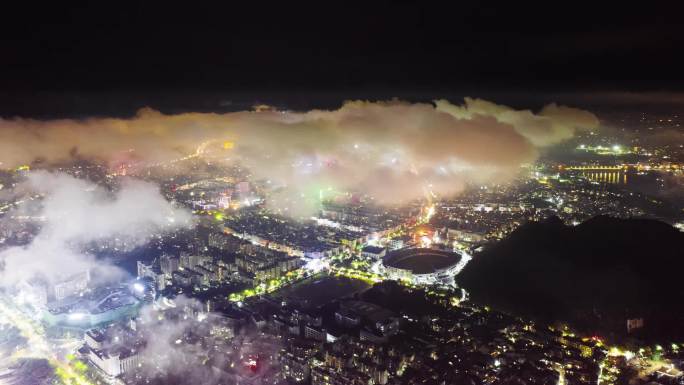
[0,294,93,385]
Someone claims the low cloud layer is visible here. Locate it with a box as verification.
[0,99,599,212]
[0,171,192,287]
[435,97,600,146]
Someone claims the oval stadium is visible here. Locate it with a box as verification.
[382,248,466,286]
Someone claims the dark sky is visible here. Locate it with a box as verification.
[1,2,683,116]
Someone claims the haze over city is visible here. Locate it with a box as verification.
[1,3,684,385]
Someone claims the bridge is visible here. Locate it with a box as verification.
[563,165,627,184]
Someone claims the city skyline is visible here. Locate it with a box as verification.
[1,3,684,385]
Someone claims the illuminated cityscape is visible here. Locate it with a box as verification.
[2,3,684,385]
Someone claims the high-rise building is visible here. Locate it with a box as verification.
[236,181,250,198]
[137,261,151,279]
[160,254,180,276]
[217,195,231,209]
[180,252,200,269]
[85,326,141,377]
[132,277,156,304]
[137,261,166,291]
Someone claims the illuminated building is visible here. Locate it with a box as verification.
[237,181,250,196]
[360,245,386,261]
[137,260,167,290]
[386,236,410,251]
[208,231,248,251]
[84,325,142,377]
[179,252,197,269]
[217,194,231,209]
[43,286,142,330]
[382,248,463,286]
[253,256,302,283]
[132,278,155,304]
[88,346,140,377]
[208,313,236,340]
[172,270,193,286]
[159,254,180,276]
[626,318,644,333]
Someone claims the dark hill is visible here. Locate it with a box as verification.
[457,216,684,339]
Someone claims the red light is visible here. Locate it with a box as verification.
[244,355,258,373]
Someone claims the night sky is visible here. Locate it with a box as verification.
[1,2,683,116]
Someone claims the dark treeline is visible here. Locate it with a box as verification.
[458,216,684,342]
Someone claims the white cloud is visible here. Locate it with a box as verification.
[0,171,192,287]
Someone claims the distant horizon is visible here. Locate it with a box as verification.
[3,89,684,119]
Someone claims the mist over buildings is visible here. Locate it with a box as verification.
[0,171,192,288]
[0,99,599,215]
